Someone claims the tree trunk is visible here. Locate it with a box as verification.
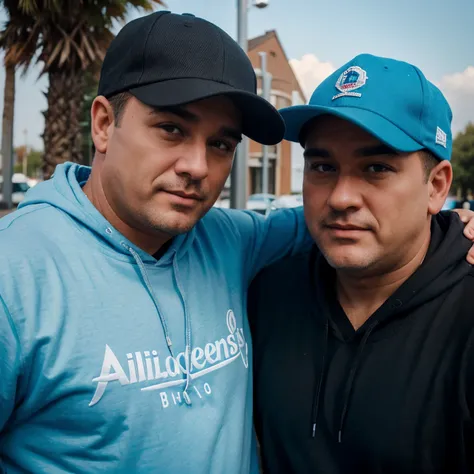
[1,63,15,208]
[42,70,85,179]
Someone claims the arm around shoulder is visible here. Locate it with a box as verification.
[221,207,312,282]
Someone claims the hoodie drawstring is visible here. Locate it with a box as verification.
[128,246,175,356]
[311,319,329,438]
[309,246,381,442]
[172,252,193,405]
[127,245,193,405]
[310,245,329,438]
[337,320,379,443]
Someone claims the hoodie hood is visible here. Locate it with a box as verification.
[395,211,473,312]
[19,162,195,266]
[310,211,473,442]
[374,211,472,324]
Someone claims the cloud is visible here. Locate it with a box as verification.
[438,66,474,134]
[289,54,335,101]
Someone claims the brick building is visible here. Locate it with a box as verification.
[246,30,306,196]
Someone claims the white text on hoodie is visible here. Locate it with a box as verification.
[89,310,248,406]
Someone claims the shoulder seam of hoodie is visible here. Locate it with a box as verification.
[13,202,137,264]
[0,204,51,232]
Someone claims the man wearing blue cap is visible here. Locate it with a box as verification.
[249,54,474,473]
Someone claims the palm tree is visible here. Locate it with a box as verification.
[0,0,40,206]
[1,0,165,180]
[39,0,167,178]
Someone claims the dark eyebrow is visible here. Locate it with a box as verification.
[150,107,241,142]
[355,144,399,157]
[220,127,242,143]
[303,144,399,159]
[150,106,199,122]
[303,147,330,159]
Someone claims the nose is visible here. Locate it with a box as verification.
[175,142,209,181]
[327,174,363,212]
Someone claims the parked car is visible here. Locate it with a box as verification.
[441,196,457,211]
[246,193,276,215]
[271,194,303,210]
[213,198,230,209]
[0,173,32,205]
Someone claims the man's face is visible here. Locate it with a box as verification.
[302,115,450,275]
[99,95,241,237]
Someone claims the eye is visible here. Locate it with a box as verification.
[366,163,393,173]
[158,124,183,136]
[211,140,234,153]
[307,162,336,173]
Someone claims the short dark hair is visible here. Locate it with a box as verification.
[420,150,440,182]
[108,92,132,126]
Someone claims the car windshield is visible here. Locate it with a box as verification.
[13,182,30,193]
[249,194,274,201]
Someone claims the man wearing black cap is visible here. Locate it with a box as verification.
[0,11,308,474]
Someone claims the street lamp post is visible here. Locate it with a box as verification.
[259,52,272,196]
[230,0,249,210]
[230,0,269,209]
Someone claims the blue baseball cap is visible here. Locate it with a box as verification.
[280,54,453,161]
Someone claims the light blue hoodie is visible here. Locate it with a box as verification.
[0,163,310,473]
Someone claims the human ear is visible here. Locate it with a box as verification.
[91,96,115,154]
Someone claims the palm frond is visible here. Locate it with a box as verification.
[17,0,39,15]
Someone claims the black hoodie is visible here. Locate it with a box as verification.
[248,212,474,474]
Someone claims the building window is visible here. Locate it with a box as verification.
[275,95,291,110]
[250,160,276,195]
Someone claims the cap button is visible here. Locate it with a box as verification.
[182,12,195,27]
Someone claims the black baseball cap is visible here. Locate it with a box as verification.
[98,11,285,145]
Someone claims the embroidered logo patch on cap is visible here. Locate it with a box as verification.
[435,126,447,148]
[332,66,368,101]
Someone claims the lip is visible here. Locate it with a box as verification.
[164,190,203,202]
[326,224,367,231]
[324,223,370,239]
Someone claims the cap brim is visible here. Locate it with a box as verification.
[280,105,423,152]
[129,78,285,145]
